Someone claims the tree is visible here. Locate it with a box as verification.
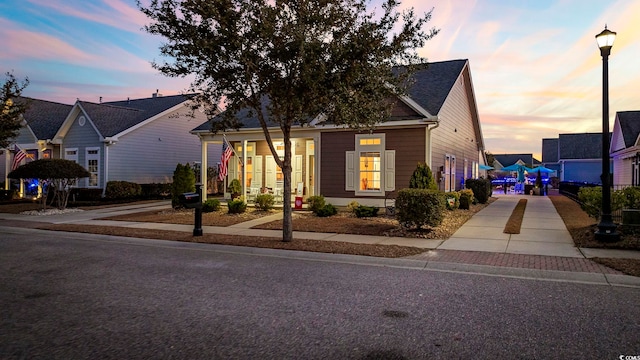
[1,71,30,149]
[409,162,438,190]
[8,159,90,210]
[139,0,439,242]
[485,151,495,169]
[171,163,196,209]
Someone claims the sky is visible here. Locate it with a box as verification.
[2,0,640,160]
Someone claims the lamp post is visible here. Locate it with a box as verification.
[594,26,620,242]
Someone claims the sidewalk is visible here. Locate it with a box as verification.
[1,197,639,281]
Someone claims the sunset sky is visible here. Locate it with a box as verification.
[2,0,639,159]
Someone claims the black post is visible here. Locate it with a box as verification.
[595,45,619,242]
[193,183,203,236]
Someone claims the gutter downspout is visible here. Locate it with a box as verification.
[425,116,440,168]
[103,138,117,198]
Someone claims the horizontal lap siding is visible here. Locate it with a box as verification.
[320,128,426,198]
[430,71,480,191]
[108,110,207,184]
[63,115,102,188]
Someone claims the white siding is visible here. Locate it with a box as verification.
[107,109,208,184]
[614,157,632,186]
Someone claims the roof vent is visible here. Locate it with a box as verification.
[152,89,162,98]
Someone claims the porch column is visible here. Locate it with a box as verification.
[201,139,208,201]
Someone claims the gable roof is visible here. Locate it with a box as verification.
[74,94,195,138]
[615,111,640,149]
[558,133,608,159]
[493,154,535,168]
[406,59,467,116]
[17,97,72,140]
[192,59,469,133]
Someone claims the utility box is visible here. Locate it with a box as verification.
[179,192,202,209]
[622,209,640,226]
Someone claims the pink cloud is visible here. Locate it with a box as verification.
[0,19,95,63]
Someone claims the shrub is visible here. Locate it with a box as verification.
[171,163,195,209]
[255,193,275,211]
[445,191,460,210]
[578,186,626,219]
[347,200,360,214]
[459,189,474,210]
[409,162,438,190]
[227,179,242,199]
[202,199,221,213]
[140,183,171,199]
[105,181,142,199]
[306,195,326,213]
[396,188,445,229]
[315,203,338,217]
[465,178,491,204]
[227,199,247,214]
[622,187,640,209]
[354,205,379,218]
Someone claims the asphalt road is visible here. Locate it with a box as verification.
[1,228,639,359]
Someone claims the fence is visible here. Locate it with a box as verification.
[559,181,632,223]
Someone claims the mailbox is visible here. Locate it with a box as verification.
[179,192,202,209]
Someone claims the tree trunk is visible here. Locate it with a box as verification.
[282,131,293,242]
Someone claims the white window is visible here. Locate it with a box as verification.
[86,147,100,187]
[64,148,78,163]
[345,134,395,195]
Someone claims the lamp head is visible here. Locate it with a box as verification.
[596,25,616,51]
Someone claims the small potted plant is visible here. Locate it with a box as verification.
[227,179,242,199]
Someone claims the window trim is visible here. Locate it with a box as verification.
[354,134,386,196]
[85,147,100,188]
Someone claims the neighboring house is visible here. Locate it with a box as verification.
[610,111,640,186]
[492,154,540,171]
[541,132,609,184]
[3,94,218,197]
[1,97,72,192]
[192,59,487,207]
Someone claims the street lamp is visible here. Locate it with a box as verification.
[594,25,620,242]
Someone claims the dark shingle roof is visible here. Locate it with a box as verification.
[617,111,640,148]
[407,59,467,116]
[81,94,194,137]
[542,138,559,162]
[18,97,72,140]
[493,154,534,167]
[192,60,467,132]
[558,133,609,159]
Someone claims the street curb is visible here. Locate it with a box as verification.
[3,226,639,288]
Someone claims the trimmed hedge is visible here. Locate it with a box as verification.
[105,181,141,199]
[459,188,474,210]
[306,195,326,213]
[353,205,379,218]
[202,199,221,213]
[396,188,445,229]
[465,178,491,204]
[316,203,338,217]
[255,193,275,211]
[227,199,247,214]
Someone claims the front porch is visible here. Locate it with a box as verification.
[198,134,318,204]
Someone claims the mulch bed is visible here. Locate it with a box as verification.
[503,199,527,234]
[35,224,426,258]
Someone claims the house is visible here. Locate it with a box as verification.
[492,154,540,171]
[192,59,487,207]
[610,111,640,186]
[3,93,218,197]
[541,133,610,184]
[1,97,72,194]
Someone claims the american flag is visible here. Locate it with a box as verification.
[12,144,27,171]
[218,138,233,181]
